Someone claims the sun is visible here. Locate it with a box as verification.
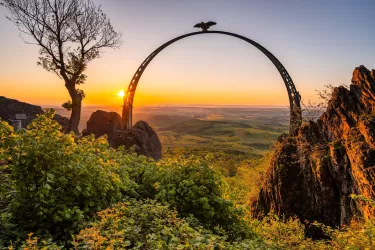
[117,90,125,98]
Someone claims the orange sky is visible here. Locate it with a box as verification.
[0,36,296,107]
[1,1,374,108]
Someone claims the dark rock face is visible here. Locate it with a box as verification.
[0,96,44,127]
[53,114,70,133]
[83,110,162,160]
[253,66,375,228]
[112,121,162,161]
[0,96,70,131]
[83,110,124,142]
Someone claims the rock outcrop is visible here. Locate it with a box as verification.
[83,111,162,160]
[82,110,124,143]
[53,114,70,133]
[0,96,70,131]
[112,121,162,160]
[0,96,44,127]
[253,66,375,229]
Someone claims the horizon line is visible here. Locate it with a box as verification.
[43,104,289,109]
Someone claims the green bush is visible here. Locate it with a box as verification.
[116,148,253,239]
[73,199,266,250]
[0,111,139,242]
[250,214,317,249]
[0,111,250,245]
[147,157,252,240]
[7,233,63,250]
[3,111,374,249]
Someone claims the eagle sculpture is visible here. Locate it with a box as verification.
[194,21,217,32]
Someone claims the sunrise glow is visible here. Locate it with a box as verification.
[0,0,374,108]
[117,90,125,98]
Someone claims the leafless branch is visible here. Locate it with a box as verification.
[302,84,350,122]
[1,0,122,84]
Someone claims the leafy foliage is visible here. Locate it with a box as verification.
[251,215,316,249]
[151,156,251,240]
[1,112,375,249]
[61,101,73,111]
[0,111,250,246]
[249,197,375,249]
[7,233,63,250]
[0,110,139,242]
[73,200,265,249]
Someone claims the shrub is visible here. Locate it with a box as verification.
[149,157,252,240]
[7,233,63,250]
[0,111,251,245]
[251,202,375,249]
[312,220,375,249]
[315,195,375,249]
[251,214,317,249]
[0,111,139,243]
[73,199,266,250]
[4,111,374,249]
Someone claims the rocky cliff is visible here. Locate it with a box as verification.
[0,96,70,132]
[0,96,44,128]
[253,66,375,229]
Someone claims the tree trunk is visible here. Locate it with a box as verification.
[65,82,82,134]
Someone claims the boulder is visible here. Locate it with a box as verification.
[53,114,70,133]
[83,110,124,143]
[112,121,162,160]
[253,66,375,230]
[83,111,162,160]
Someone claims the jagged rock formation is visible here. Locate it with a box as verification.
[0,96,70,131]
[112,121,162,160]
[83,111,162,160]
[253,66,375,228]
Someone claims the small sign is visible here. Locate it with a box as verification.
[15,114,27,120]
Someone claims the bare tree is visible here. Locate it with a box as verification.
[1,0,122,133]
[302,84,349,122]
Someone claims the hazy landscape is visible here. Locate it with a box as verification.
[1,0,375,249]
[53,105,289,155]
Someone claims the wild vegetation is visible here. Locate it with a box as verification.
[1,111,374,249]
[301,84,350,122]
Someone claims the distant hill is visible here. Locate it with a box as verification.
[159,118,254,135]
[134,114,190,127]
[160,119,215,134]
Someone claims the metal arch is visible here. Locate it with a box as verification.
[123,30,302,133]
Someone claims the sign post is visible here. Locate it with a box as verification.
[15,114,27,120]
